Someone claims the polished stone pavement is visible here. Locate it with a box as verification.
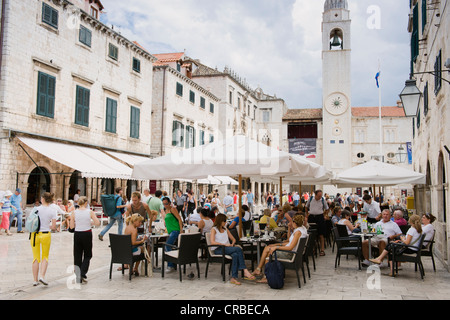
[1,224,450,301]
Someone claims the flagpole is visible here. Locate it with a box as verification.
[378,60,383,161]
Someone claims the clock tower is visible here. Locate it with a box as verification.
[322,0,352,191]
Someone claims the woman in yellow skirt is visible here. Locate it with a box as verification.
[30,192,57,286]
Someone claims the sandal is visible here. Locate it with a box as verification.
[256,277,268,284]
[117,266,129,271]
[134,270,139,277]
[320,251,325,256]
[243,275,256,281]
[230,278,241,285]
[252,267,262,276]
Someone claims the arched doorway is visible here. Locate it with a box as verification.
[101,178,115,196]
[27,167,50,205]
[438,153,447,223]
[69,171,86,201]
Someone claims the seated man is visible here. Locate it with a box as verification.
[362,209,402,267]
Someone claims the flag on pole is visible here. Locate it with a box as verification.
[375,71,381,88]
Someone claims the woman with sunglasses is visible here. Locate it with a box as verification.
[161,197,183,273]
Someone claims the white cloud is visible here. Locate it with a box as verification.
[100,0,411,109]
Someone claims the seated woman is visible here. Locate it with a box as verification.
[227,205,251,230]
[259,209,278,230]
[422,212,436,248]
[370,214,423,276]
[198,207,214,236]
[337,210,360,235]
[123,214,148,276]
[210,214,255,285]
[331,207,342,226]
[252,215,308,283]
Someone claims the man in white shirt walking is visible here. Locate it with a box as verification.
[305,190,329,256]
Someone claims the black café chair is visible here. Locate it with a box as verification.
[161,232,202,282]
[391,234,426,279]
[304,229,317,277]
[422,234,436,272]
[277,236,308,288]
[332,227,362,270]
[109,234,148,281]
[205,232,233,282]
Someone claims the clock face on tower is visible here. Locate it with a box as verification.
[325,92,349,116]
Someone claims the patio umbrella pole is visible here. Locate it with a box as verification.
[238,174,243,239]
[280,176,283,206]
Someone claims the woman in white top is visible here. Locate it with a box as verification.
[370,214,423,276]
[69,197,100,284]
[338,210,360,236]
[30,192,57,286]
[253,215,308,283]
[198,208,213,236]
[210,214,255,285]
[422,213,436,247]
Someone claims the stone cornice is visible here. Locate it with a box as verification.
[154,65,220,102]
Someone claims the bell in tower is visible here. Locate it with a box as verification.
[330,29,343,50]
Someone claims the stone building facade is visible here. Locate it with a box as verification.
[408,0,449,268]
[0,0,156,206]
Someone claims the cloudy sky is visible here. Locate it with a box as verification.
[100,0,411,109]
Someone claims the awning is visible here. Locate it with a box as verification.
[18,137,134,180]
[104,150,151,167]
[215,176,239,185]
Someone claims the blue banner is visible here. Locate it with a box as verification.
[406,142,413,165]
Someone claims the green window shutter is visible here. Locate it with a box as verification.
[75,85,90,127]
[422,0,427,33]
[36,71,55,118]
[411,4,419,63]
[200,130,205,146]
[47,76,55,118]
[176,82,183,96]
[200,97,206,109]
[133,58,141,73]
[130,106,140,139]
[189,90,195,103]
[210,103,214,114]
[109,43,118,60]
[42,3,58,29]
[106,98,117,133]
[79,26,92,47]
[172,121,178,146]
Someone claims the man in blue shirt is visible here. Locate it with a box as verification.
[9,188,23,233]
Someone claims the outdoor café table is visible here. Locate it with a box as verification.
[145,232,169,273]
[239,235,279,265]
[352,232,376,259]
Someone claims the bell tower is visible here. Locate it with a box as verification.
[322,0,352,191]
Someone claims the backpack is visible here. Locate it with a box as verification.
[25,208,40,233]
[264,252,285,289]
[306,196,326,211]
[101,194,120,217]
[25,208,41,247]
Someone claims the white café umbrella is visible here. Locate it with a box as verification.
[132,135,329,180]
[132,135,329,236]
[333,160,426,188]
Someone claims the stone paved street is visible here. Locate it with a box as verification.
[1,224,450,301]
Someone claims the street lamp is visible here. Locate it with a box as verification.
[395,145,408,163]
[399,79,422,117]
